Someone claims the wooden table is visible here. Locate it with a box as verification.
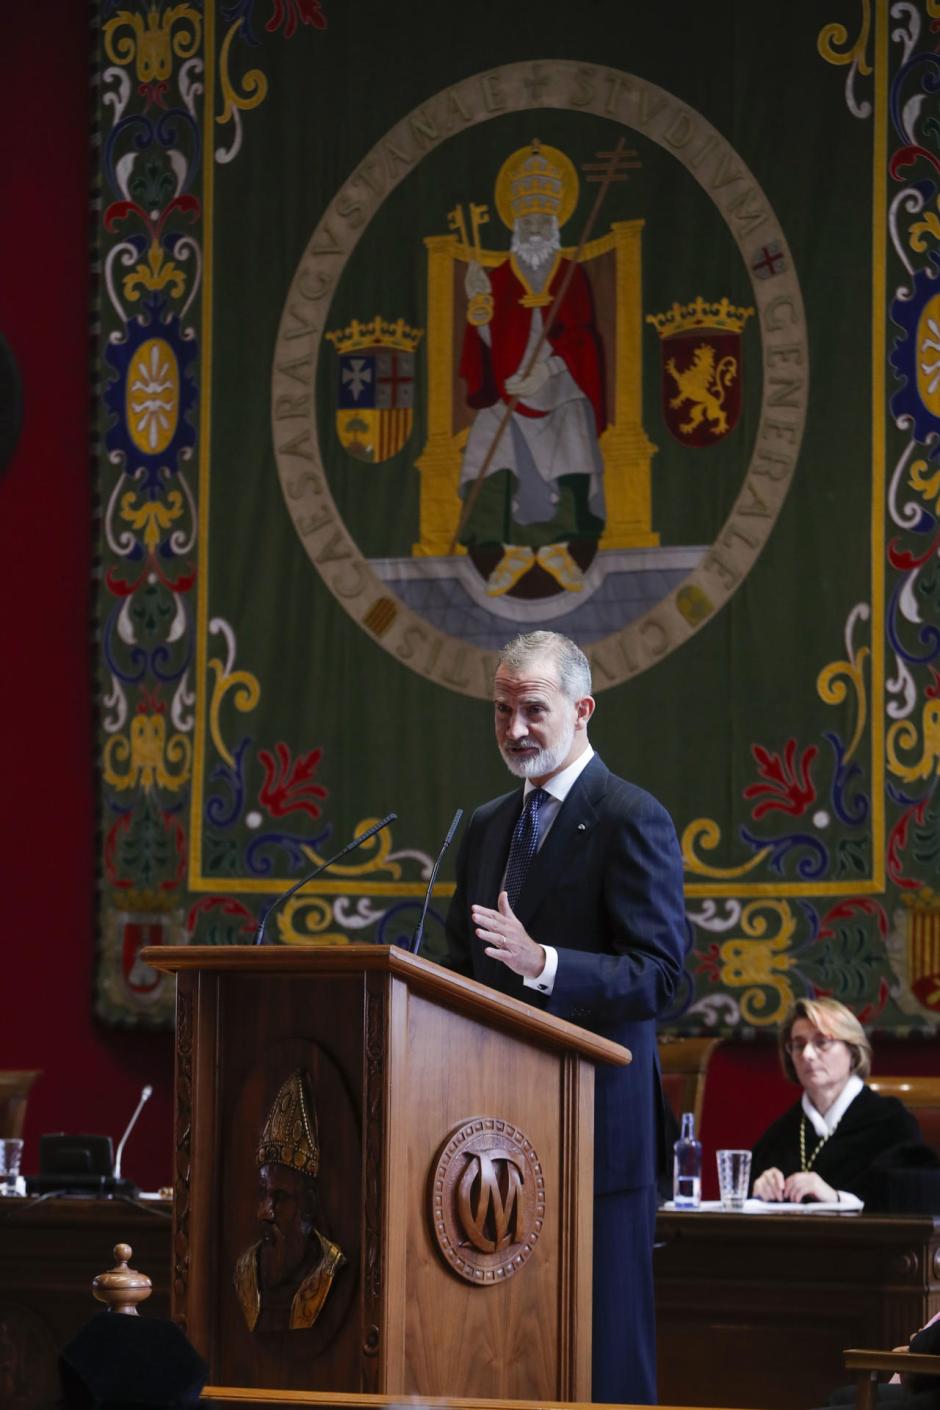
[3,1198,937,1410]
[655,1209,940,1409]
[0,1195,171,1409]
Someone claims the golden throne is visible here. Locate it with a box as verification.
[414,209,659,559]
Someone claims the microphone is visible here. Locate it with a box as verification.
[255,812,398,946]
[411,808,463,956]
[113,1084,153,1182]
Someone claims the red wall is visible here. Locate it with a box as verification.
[1,2,174,1192]
[1,4,934,1198]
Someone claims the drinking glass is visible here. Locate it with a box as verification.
[0,1138,23,1195]
[716,1148,751,1210]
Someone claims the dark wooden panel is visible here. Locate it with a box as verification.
[0,1197,171,1410]
[655,1211,940,1409]
[396,988,572,1401]
[211,973,366,1394]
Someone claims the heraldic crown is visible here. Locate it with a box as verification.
[646,295,754,338]
[257,1069,320,1177]
[324,315,423,355]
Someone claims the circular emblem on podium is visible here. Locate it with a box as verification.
[429,1117,545,1285]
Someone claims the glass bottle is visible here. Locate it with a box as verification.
[673,1110,702,1208]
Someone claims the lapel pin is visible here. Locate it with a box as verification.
[577,823,587,832]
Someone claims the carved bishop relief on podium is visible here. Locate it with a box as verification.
[234,1070,347,1333]
[430,1118,545,1285]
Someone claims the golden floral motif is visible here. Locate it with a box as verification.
[104,712,191,792]
[908,458,940,513]
[218,19,268,129]
[681,818,771,879]
[887,701,940,782]
[716,901,797,1026]
[103,3,201,84]
[119,488,185,553]
[208,655,261,769]
[817,1,871,74]
[301,820,402,881]
[124,245,187,304]
[817,644,869,762]
[909,205,940,254]
[275,896,351,946]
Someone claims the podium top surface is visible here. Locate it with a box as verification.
[140,944,630,1068]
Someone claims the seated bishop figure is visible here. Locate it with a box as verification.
[458,139,607,598]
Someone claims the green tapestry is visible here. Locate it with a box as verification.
[93,0,940,1032]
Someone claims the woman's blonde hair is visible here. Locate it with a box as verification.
[779,996,872,1083]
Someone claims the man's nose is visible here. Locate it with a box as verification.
[507,714,528,739]
[257,1195,274,1222]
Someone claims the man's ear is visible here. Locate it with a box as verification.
[576,694,596,728]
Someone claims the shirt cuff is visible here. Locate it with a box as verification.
[524,944,558,995]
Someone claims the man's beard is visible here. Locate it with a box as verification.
[500,716,575,779]
[260,1224,311,1290]
[511,226,560,271]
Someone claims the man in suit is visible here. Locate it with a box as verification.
[429,629,687,1405]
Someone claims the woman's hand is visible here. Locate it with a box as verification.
[782,1170,838,1203]
[753,1167,786,1201]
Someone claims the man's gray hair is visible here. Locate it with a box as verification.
[498,631,592,701]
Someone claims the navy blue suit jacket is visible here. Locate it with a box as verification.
[434,753,687,1194]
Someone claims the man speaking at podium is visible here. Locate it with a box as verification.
[428,630,686,1405]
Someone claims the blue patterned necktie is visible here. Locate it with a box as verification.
[503,788,549,908]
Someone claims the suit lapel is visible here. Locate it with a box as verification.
[514,755,608,927]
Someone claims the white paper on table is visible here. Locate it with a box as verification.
[661,1198,860,1214]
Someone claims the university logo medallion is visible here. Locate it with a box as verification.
[430,1118,545,1285]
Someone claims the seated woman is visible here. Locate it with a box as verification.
[752,997,921,1208]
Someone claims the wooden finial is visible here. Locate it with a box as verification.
[92,1242,152,1316]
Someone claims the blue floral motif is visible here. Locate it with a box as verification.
[889,251,940,454]
[824,732,869,828]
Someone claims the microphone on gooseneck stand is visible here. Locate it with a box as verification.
[254,812,398,946]
[113,1084,153,1184]
[411,808,464,957]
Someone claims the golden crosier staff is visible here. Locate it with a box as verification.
[448,136,639,556]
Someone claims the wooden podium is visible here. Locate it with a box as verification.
[142,944,629,1402]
